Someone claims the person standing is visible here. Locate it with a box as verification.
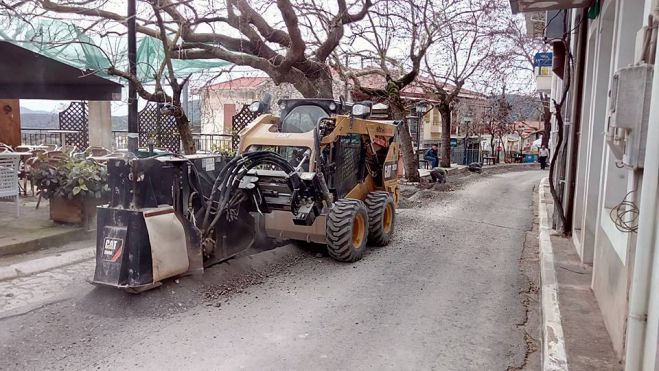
[538,145,550,170]
[424,144,439,168]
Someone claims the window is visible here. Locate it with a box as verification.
[281,105,329,133]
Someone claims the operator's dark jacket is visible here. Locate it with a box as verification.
[424,148,438,162]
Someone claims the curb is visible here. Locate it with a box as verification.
[0,247,94,282]
[0,228,94,257]
[538,177,569,370]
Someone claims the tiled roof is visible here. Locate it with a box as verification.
[204,76,269,91]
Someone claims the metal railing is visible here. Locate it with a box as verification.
[22,129,234,154]
[21,129,62,146]
[112,131,233,153]
[193,133,233,153]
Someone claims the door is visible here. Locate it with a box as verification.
[0,99,20,147]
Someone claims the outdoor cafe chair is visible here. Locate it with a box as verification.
[0,154,20,217]
[0,143,12,153]
[84,146,110,158]
[22,149,47,196]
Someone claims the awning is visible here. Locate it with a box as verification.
[509,0,594,14]
[0,41,122,100]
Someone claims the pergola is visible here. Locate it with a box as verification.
[0,41,122,148]
[0,41,121,100]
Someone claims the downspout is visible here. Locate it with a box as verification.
[625,23,659,371]
[564,9,589,233]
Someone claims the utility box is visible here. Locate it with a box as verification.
[606,64,653,169]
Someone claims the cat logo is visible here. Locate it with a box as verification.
[103,238,124,262]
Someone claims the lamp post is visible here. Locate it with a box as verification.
[127,0,138,154]
[414,101,428,152]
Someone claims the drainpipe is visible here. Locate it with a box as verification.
[564,9,588,233]
[624,35,659,371]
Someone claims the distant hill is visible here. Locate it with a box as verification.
[20,99,201,131]
[20,112,59,129]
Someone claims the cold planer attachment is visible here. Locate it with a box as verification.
[93,154,255,292]
[92,151,328,292]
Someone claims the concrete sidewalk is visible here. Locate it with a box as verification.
[0,198,92,257]
[538,179,621,370]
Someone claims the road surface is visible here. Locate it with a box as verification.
[0,170,544,371]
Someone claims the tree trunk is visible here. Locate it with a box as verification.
[292,69,334,99]
[439,105,451,168]
[540,93,551,147]
[490,133,495,155]
[398,120,420,181]
[390,102,419,182]
[172,92,196,155]
[499,134,506,162]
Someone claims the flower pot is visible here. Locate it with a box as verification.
[49,196,99,227]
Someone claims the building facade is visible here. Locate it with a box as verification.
[515,1,659,369]
[198,77,302,135]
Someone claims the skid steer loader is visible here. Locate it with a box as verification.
[92,97,400,292]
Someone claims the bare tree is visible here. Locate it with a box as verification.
[422,0,505,167]
[331,0,444,182]
[480,91,510,159]
[13,0,373,152]
[501,13,551,146]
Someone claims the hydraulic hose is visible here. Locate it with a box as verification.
[201,151,296,236]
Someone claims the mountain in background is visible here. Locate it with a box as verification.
[20,99,201,131]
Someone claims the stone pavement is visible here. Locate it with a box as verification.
[0,258,94,318]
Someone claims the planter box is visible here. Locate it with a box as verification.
[49,196,99,228]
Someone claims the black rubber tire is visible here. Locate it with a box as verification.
[326,199,369,262]
[365,191,396,246]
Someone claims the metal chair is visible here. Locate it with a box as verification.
[0,154,20,216]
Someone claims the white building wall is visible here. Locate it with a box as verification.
[567,0,659,365]
[590,0,646,359]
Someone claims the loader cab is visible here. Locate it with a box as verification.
[277,99,346,133]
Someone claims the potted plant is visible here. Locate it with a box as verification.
[31,152,108,226]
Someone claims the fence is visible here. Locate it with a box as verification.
[450,147,482,165]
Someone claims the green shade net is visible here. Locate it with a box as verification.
[0,17,230,83]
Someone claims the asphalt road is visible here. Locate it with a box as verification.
[0,170,544,371]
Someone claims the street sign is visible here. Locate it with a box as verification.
[534,52,553,67]
[450,138,458,147]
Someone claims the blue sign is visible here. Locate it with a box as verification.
[534,52,553,67]
[450,138,458,147]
